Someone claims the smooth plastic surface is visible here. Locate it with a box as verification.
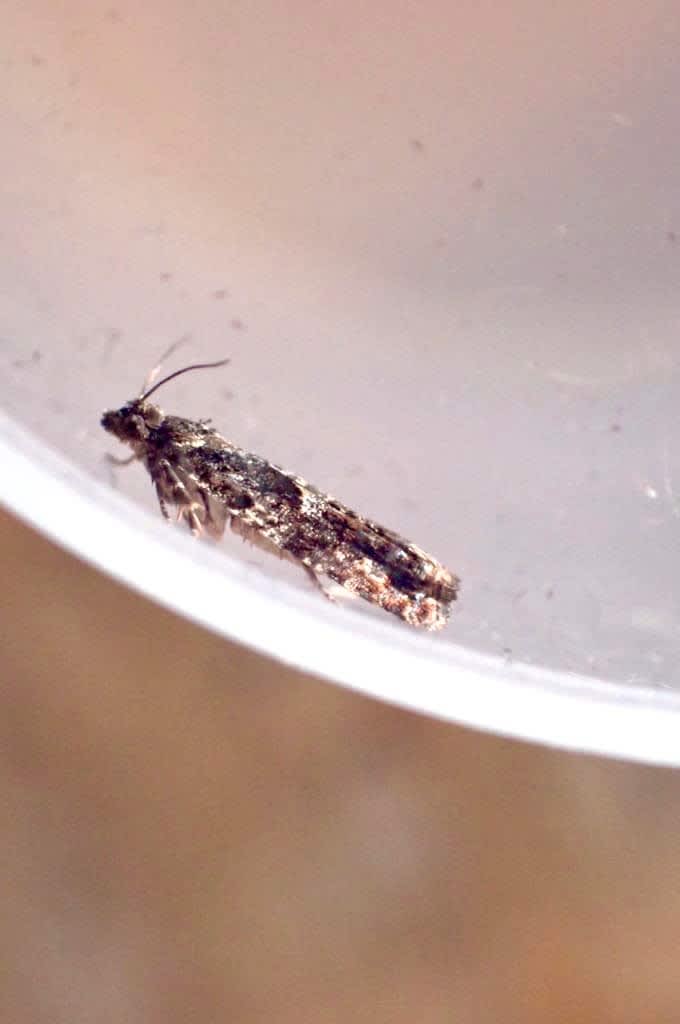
[2,1,680,762]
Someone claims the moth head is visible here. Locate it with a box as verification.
[101,357,230,448]
[100,400,162,446]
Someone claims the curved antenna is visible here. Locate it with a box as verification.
[139,337,190,396]
[139,358,230,403]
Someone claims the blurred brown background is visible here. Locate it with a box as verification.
[3,504,680,1024]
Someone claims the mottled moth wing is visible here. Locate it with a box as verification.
[151,415,458,630]
[102,378,460,631]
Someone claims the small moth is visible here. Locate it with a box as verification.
[101,359,459,629]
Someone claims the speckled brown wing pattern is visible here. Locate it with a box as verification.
[103,402,459,630]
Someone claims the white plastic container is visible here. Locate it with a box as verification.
[3,1,680,764]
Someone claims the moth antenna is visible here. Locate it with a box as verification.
[139,359,230,403]
[139,337,191,397]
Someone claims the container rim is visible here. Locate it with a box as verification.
[2,408,679,768]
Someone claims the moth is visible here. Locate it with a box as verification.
[101,359,459,629]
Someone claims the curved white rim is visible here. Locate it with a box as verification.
[2,409,680,767]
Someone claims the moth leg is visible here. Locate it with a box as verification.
[303,565,339,603]
[152,459,194,529]
[181,503,205,537]
[157,458,192,505]
[167,502,199,535]
[155,460,208,537]
[156,489,171,521]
